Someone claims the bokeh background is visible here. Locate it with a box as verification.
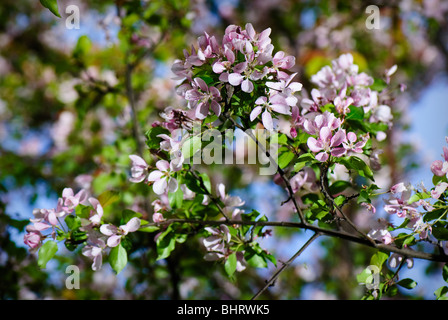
[1,0,448,299]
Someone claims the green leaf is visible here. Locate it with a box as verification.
[371,78,387,92]
[121,209,142,224]
[407,192,431,204]
[168,186,184,209]
[270,133,288,146]
[370,251,389,269]
[345,105,364,120]
[75,204,91,219]
[138,225,160,233]
[98,190,120,208]
[329,180,352,196]
[109,243,128,274]
[65,215,81,230]
[145,126,170,149]
[435,286,448,300]
[183,171,210,194]
[443,264,448,283]
[181,135,202,159]
[224,252,237,278]
[38,241,58,269]
[339,156,374,181]
[278,151,295,169]
[293,161,306,172]
[433,174,448,186]
[432,226,448,241]
[244,245,269,269]
[424,208,447,222]
[73,35,92,59]
[397,278,417,290]
[156,228,176,260]
[356,268,372,284]
[40,0,61,18]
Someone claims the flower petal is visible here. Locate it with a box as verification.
[100,224,117,236]
[250,106,263,122]
[153,177,168,195]
[107,234,122,247]
[156,160,170,172]
[262,110,274,131]
[228,73,244,86]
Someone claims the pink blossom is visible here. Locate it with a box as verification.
[61,188,87,213]
[24,229,42,251]
[100,217,141,247]
[389,253,413,269]
[266,72,303,107]
[82,231,106,271]
[129,155,149,183]
[343,132,369,155]
[158,107,193,132]
[390,182,407,194]
[185,77,222,119]
[431,144,448,177]
[147,160,179,195]
[86,197,104,227]
[217,183,245,208]
[300,89,328,113]
[360,202,376,214]
[203,224,231,260]
[250,95,291,131]
[302,111,341,136]
[290,167,318,193]
[367,219,393,244]
[384,190,419,219]
[412,217,432,239]
[431,182,448,199]
[307,126,347,162]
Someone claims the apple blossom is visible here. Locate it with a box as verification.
[250,95,291,131]
[307,126,347,162]
[147,160,179,195]
[129,154,150,183]
[100,217,141,247]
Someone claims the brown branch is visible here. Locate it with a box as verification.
[186,165,230,222]
[221,112,306,224]
[144,218,448,263]
[251,232,321,300]
[319,163,377,246]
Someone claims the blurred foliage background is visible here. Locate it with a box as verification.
[1,0,448,299]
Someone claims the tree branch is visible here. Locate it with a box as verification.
[251,232,321,300]
[221,112,306,224]
[145,218,448,263]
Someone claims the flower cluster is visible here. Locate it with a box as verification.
[24,187,141,271]
[172,23,301,130]
[292,53,391,163]
[24,188,87,252]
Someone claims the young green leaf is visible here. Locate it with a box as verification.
[370,251,389,269]
[443,264,448,283]
[278,151,295,169]
[224,252,237,278]
[396,278,417,290]
[40,0,61,18]
[65,215,81,230]
[98,190,120,208]
[38,240,58,269]
[109,243,128,274]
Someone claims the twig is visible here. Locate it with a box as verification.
[320,163,377,246]
[251,232,321,300]
[143,218,448,263]
[187,165,231,222]
[222,112,306,224]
